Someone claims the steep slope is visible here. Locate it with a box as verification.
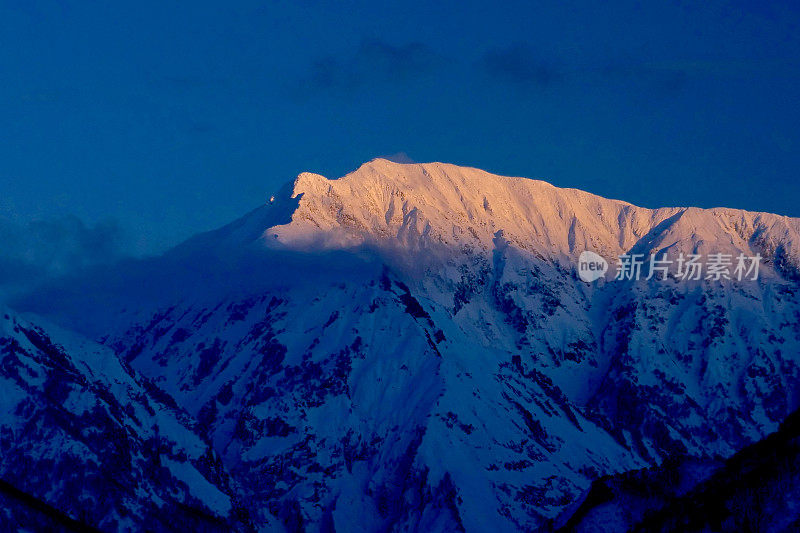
[0,307,250,531]
[14,159,800,531]
[103,271,646,531]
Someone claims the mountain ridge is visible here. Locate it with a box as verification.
[259,159,800,279]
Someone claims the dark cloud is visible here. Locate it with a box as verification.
[302,38,699,101]
[0,215,128,295]
[479,43,719,96]
[298,38,441,95]
[481,43,564,88]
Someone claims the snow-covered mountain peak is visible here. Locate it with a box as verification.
[274,159,652,256]
[267,159,800,276]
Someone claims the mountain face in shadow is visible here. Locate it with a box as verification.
[6,159,800,531]
[0,307,251,531]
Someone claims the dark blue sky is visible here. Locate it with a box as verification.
[2,0,799,256]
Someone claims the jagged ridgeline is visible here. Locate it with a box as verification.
[7,159,800,531]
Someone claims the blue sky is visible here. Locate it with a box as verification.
[1,0,799,258]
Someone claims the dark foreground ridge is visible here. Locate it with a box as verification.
[560,407,800,532]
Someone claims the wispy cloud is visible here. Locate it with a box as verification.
[379,152,416,164]
[297,38,441,95]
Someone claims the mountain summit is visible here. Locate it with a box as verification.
[266,159,799,269]
[7,160,800,531]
